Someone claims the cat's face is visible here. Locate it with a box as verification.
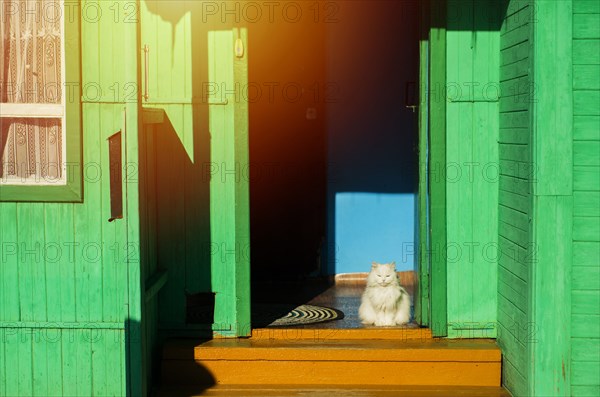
[368,262,397,287]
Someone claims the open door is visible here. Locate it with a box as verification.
[139,0,251,338]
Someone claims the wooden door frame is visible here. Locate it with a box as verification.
[413,0,448,337]
[209,28,252,338]
[427,0,448,337]
[228,3,445,336]
[415,0,430,327]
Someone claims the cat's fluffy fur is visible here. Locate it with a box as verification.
[359,262,411,326]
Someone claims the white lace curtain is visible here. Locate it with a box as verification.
[1,0,63,183]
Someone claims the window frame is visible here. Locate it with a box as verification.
[0,0,82,202]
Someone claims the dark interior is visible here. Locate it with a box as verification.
[248,1,420,322]
[248,11,328,283]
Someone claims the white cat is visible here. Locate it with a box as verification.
[359,262,411,326]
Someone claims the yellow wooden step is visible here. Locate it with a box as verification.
[157,385,512,397]
[162,338,501,387]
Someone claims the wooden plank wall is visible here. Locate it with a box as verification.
[496,0,532,395]
[0,1,140,395]
[571,1,600,395]
[444,0,499,338]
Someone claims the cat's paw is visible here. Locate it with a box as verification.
[395,314,410,325]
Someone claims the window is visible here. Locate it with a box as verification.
[0,0,81,201]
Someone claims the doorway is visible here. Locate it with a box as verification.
[136,0,429,337]
[248,1,422,328]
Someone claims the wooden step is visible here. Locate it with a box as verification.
[161,338,501,387]
[157,384,512,397]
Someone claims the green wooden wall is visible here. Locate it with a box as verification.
[496,1,533,395]
[497,1,598,395]
[0,1,143,395]
[571,0,600,395]
[444,0,500,338]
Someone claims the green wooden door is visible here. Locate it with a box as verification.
[445,0,500,338]
[140,0,250,338]
[425,0,501,337]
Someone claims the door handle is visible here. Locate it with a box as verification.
[143,45,149,101]
[405,81,418,113]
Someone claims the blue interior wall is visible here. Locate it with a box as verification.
[325,1,419,274]
[335,193,416,273]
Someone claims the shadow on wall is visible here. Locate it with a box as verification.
[139,109,215,392]
[444,0,507,31]
[138,2,240,374]
[326,1,420,275]
[141,109,212,322]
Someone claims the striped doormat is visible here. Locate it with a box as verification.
[257,304,344,327]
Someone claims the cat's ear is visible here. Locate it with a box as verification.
[390,261,396,269]
[371,262,378,269]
